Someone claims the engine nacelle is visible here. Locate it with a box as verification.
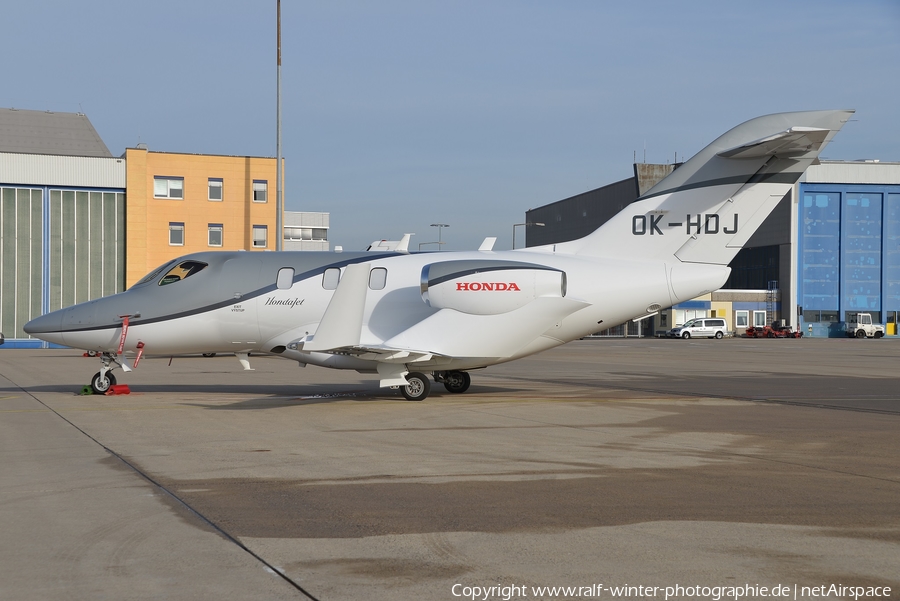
[421,260,566,315]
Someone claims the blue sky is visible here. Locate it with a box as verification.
[3,1,899,250]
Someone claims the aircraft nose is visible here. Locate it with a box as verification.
[23,310,64,339]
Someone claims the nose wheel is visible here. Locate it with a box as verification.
[91,370,117,394]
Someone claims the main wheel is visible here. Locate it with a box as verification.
[401,372,431,401]
[443,371,471,394]
[681,331,691,339]
[91,371,117,394]
[714,331,724,339]
[856,329,866,338]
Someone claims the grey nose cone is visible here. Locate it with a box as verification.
[24,310,63,336]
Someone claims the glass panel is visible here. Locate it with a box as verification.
[102,193,117,296]
[276,267,294,290]
[208,179,223,201]
[89,192,103,299]
[61,191,76,309]
[753,311,767,327]
[322,268,340,290]
[154,178,167,197]
[134,260,177,287]
[884,194,900,313]
[75,191,90,304]
[158,260,207,286]
[169,224,184,246]
[1,188,15,336]
[169,179,183,199]
[369,267,387,290]
[30,190,42,329]
[312,228,327,240]
[735,311,748,327]
[15,190,33,337]
[115,193,125,293]
[50,190,62,311]
[253,181,267,202]
[207,224,223,247]
[841,192,882,314]
[252,225,267,247]
[800,192,840,310]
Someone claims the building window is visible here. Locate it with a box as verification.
[735,311,749,328]
[208,178,223,201]
[252,225,267,248]
[284,227,328,241]
[154,177,184,199]
[169,222,184,246]
[253,180,268,202]
[208,224,223,247]
[753,310,767,327]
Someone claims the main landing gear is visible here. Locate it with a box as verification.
[401,371,471,401]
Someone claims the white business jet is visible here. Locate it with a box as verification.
[25,110,853,400]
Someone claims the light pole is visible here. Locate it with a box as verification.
[275,0,283,251]
[430,223,449,250]
[512,222,544,249]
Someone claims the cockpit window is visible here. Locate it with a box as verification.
[158,260,209,286]
[134,260,178,287]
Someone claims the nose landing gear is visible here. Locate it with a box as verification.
[91,370,117,394]
[90,353,130,395]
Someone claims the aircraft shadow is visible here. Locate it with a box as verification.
[8,383,524,408]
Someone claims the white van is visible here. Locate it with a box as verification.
[667,318,728,339]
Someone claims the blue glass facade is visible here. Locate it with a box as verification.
[798,183,900,332]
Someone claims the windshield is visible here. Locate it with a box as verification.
[158,260,208,286]
[682,319,698,328]
[132,260,178,288]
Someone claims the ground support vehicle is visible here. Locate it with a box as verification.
[745,324,803,338]
[845,313,885,338]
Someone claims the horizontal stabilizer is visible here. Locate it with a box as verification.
[716,126,829,159]
[303,263,369,351]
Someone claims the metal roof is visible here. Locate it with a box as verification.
[0,108,112,158]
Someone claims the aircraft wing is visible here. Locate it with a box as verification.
[302,262,370,352]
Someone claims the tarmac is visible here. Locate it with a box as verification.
[1,337,899,600]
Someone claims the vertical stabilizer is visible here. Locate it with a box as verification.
[556,110,854,264]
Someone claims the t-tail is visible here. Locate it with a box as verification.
[556,109,854,264]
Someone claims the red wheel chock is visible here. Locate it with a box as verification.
[105,384,131,395]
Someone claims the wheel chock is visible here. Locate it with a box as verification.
[105,384,131,395]
[79,385,94,395]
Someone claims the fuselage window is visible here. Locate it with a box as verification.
[158,260,209,286]
[322,267,341,290]
[276,267,294,290]
[369,267,387,290]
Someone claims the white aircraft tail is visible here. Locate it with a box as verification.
[556,110,854,265]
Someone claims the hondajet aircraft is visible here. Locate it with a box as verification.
[25,110,853,400]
